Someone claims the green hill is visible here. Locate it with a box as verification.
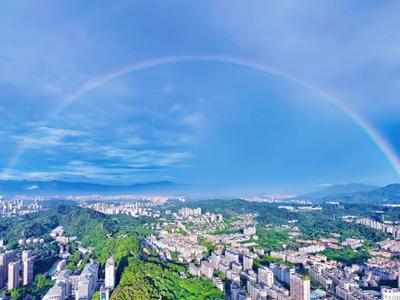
[0,205,117,248]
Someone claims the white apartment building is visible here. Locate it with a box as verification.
[105,256,115,291]
[290,274,310,300]
[258,266,274,287]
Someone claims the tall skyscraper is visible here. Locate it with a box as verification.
[290,274,310,300]
[22,250,34,286]
[8,261,20,290]
[105,256,116,291]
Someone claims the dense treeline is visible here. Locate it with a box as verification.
[0,205,153,249]
[321,247,371,265]
[0,206,115,248]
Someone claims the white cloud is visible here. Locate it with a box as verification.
[162,83,175,94]
[13,126,87,149]
[181,112,203,127]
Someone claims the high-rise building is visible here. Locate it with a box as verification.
[105,256,115,291]
[76,263,99,300]
[258,266,274,287]
[290,274,310,300]
[7,261,20,290]
[210,252,221,269]
[243,254,253,270]
[225,248,240,264]
[200,260,214,279]
[22,250,34,286]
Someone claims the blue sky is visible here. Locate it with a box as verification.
[0,0,399,192]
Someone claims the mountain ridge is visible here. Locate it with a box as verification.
[302,183,379,199]
[309,183,400,203]
[0,179,189,195]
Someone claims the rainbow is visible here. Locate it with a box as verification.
[4,54,400,178]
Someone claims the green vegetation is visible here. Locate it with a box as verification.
[8,274,54,300]
[0,205,151,250]
[257,226,290,250]
[198,237,215,254]
[321,247,371,265]
[362,240,377,251]
[111,257,224,300]
[112,214,155,237]
[214,270,226,281]
[211,217,238,235]
[299,218,387,242]
[260,255,295,268]
[67,249,81,270]
[95,236,140,265]
[0,206,115,248]
[2,199,396,299]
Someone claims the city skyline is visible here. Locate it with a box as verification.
[0,1,399,191]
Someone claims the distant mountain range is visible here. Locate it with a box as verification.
[303,183,379,199]
[1,179,399,203]
[303,183,400,203]
[0,180,191,196]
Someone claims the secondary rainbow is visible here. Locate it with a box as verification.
[4,54,400,177]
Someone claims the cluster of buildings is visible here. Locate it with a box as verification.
[269,245,400,300]
[242,194,307,204]
[177,207,202,218]
[173,207,224,233]
[0,198,42,216]
[70,194,182,205]
[375,240,400,258]
[153,206,400,300]
[356,218,400,239]
[307,257,400,299]
[80,200,400,300]
[145,232,207,262]
[43,256,116,300]
[145,207,321,299]
[84,202,161,218]
[278,206,322,212]
[0,250,34,290]
[283,236,367,254]
[188,247,311,300]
